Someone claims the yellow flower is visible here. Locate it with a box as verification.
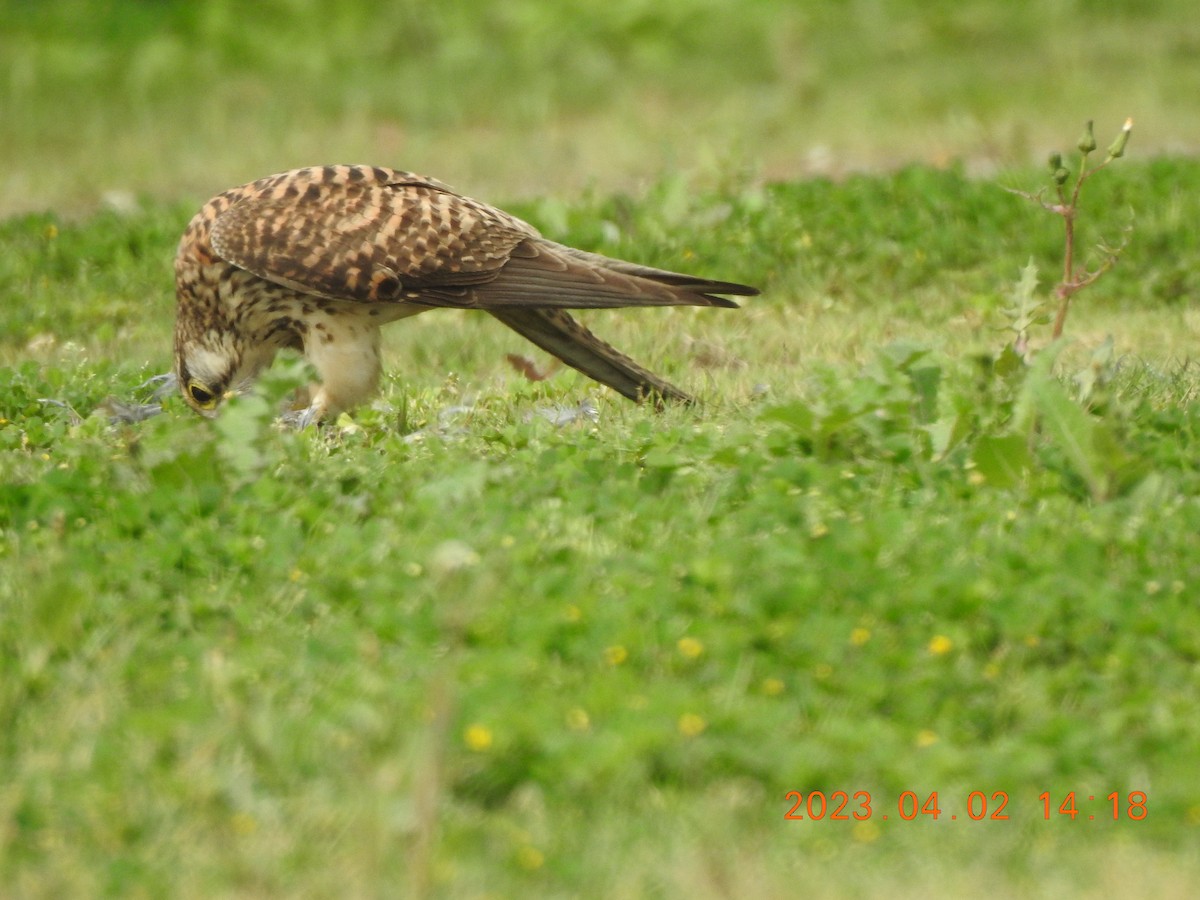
[566,707,590,732]
[853,821,880,843]
[679,713,707,737]
[516,845,544,870]
[604,645,628,666]
[850,627,871,647]
[915,729,938,748]
[677,637,704,659]
[814,663,833,680]
[230,812,257,835]
[928,635,953,656]
[464,724,493,751]
[761,677,785,696]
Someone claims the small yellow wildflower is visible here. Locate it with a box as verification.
[566,707,590,732]
[563,604,582,622]
[230,812,257,835]
[516,845,544,870]
[761,677,785,696]
[814,663,833,680]
[604,645,628,666]
[915,729,938,748]
[677,637,704,659]
[853,821,880,843]
[928,635,953,656]
[850,627,871,647]
[678,713,707,737]
[464,724,493,752]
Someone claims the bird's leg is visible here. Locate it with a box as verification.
[294,318,384,425]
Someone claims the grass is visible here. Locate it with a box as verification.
[4,1,1200,894]
[3,154,1200,896]
[4,0,1200,214]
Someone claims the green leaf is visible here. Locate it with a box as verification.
[759,401,816,435]
[971,433,1032,488]
[925,410,971,460]
[1000,259,1047,339]
[908,364,942,423]
[1024,369,1109,500]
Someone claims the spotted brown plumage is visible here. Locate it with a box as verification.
[173,165,759,421]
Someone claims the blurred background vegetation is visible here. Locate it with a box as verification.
[3,0,1198,215]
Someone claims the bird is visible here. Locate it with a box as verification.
[173,165,759,423]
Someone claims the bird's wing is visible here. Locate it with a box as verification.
[209,168,537,304]
[210,167,757,311]
[455,242,747,310]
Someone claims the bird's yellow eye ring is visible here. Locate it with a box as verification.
[187,379,219,410]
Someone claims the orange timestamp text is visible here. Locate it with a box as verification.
[783,790,1148,821]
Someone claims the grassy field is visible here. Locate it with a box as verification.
[4,154,1200,898]
[4,2,1200,897]
[3,0,1200,214]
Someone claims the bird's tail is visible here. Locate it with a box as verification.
[487,307,694,407]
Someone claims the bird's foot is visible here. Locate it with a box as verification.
[531,399,600,427]
[278,404,324,430]
[99,371,178,423]
[137,372,179,401]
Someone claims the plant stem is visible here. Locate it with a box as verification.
[1052,181,1076,339]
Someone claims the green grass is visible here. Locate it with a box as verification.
[3,154,1200,896]
[4,0,1200,214]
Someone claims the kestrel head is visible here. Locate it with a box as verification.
[174,328,244,417]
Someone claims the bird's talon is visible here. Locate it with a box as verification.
[278,406,321,429]
[138,372,179,400]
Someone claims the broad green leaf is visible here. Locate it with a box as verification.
[971,433,1032,488]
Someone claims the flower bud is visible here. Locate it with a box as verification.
[1106,118,1133,160]
[1053,166,1071,186]
[1077,120,1096,154]
[1047,151,1063,173]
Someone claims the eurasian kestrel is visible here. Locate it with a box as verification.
[173,165,758,422]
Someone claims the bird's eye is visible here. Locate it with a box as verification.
[187,380,219,410]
